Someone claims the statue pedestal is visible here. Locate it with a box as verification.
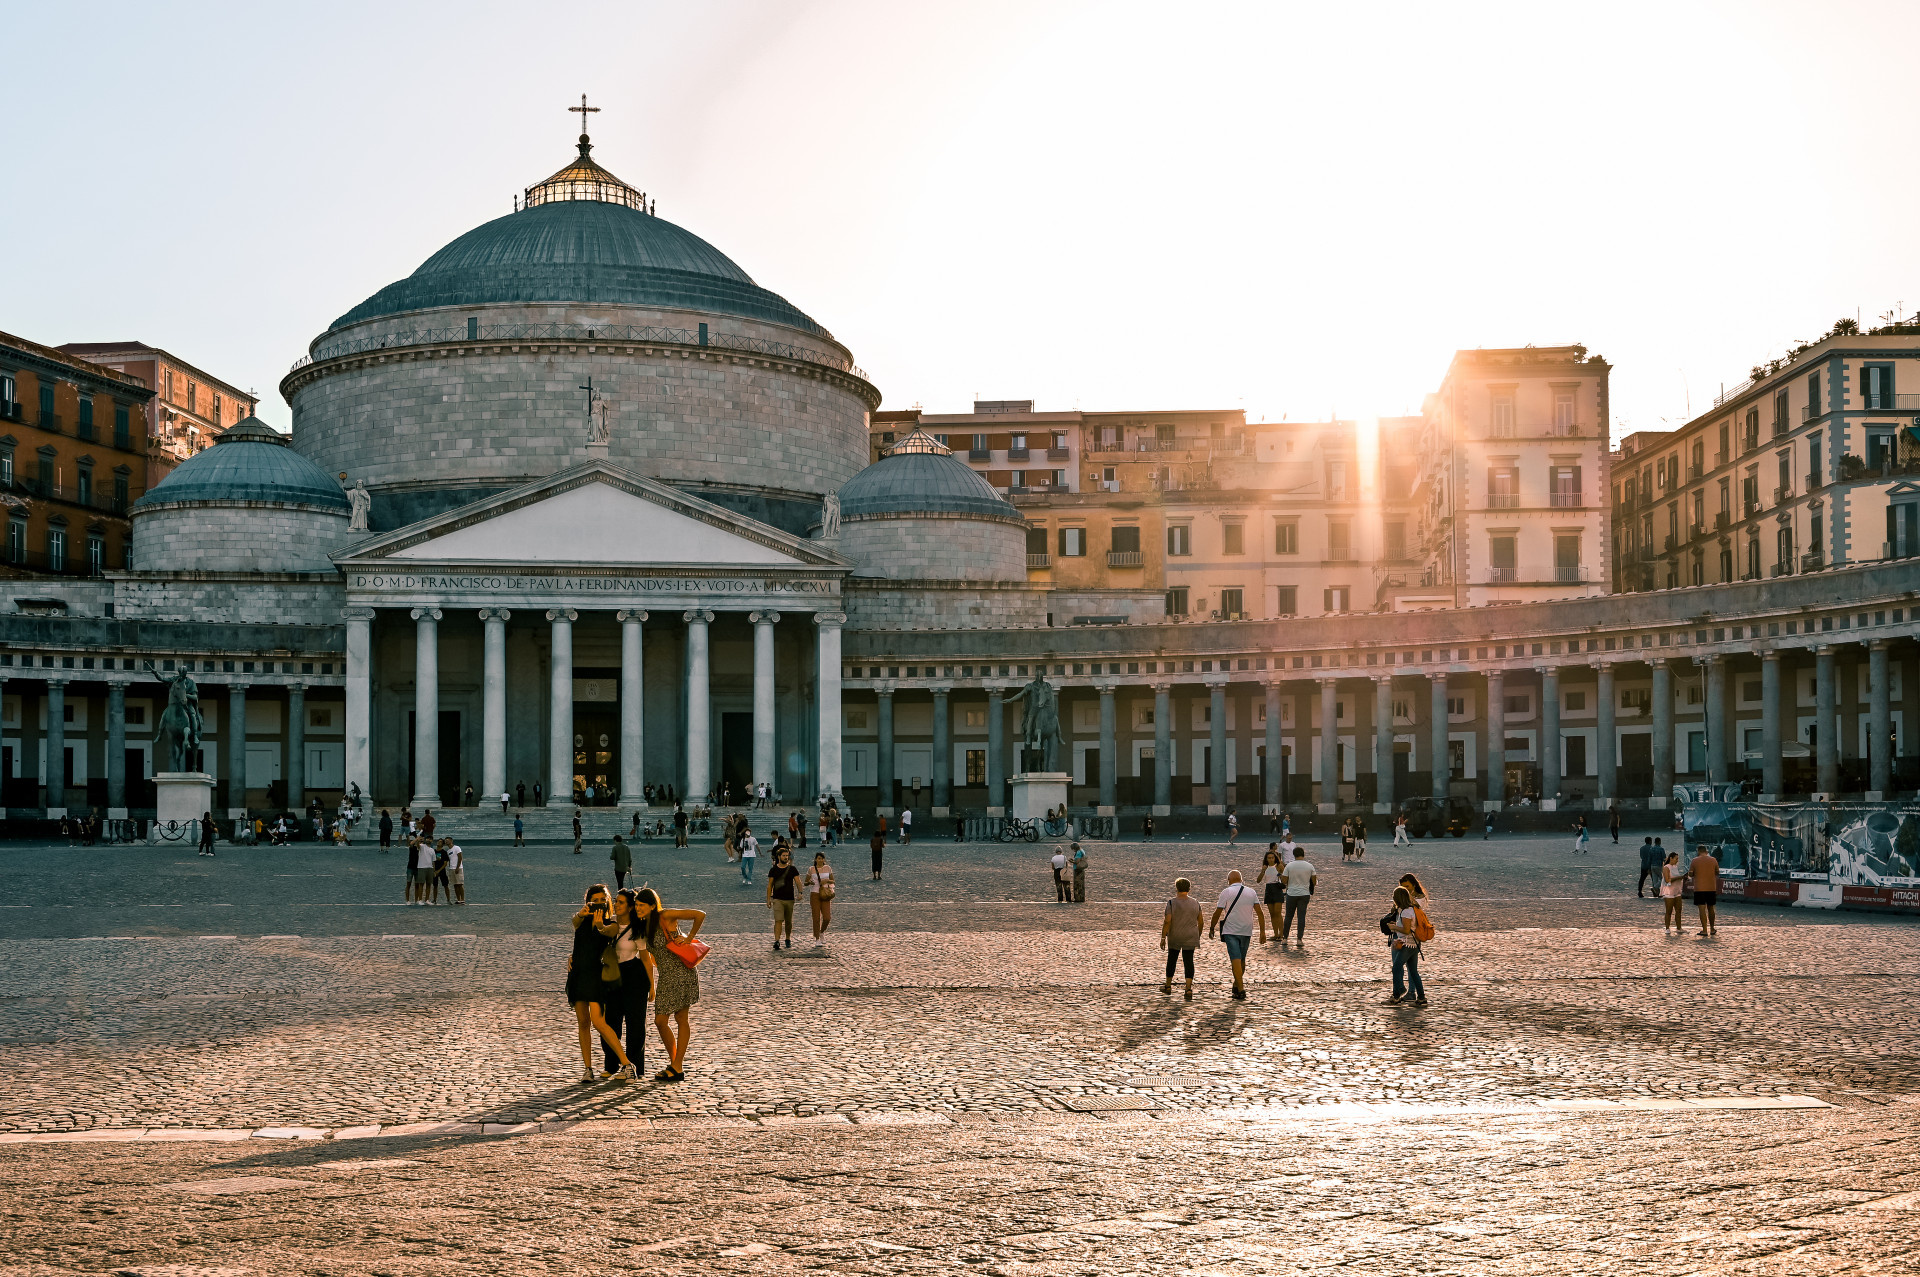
[585,441,610,460]
[1010,772,1071,821]
[154,772,214,833]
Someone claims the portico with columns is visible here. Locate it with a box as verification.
[330,463,851,807]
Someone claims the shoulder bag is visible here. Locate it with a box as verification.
[666,931,710,969]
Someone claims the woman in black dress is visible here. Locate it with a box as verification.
[567,884,635,1083]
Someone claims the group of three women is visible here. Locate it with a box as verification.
[567,884,705,1084]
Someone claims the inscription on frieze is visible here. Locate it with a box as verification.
[351,573,839,595]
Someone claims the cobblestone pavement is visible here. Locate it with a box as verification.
[3,833,1918,1272]
[4,1108,1920,1275]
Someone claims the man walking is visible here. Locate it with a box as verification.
[1280,845,1316,946]
[1689,841,1720,938]
[513,813,525,847]
[767,847,800,950]
[1208,870,1266,1000]
[1050,847,1070,903]
[739,827,757,884]
[1484,810,1495,840]
[899,807,912,845]
[572,811,583,855]
[610,834,632,889]
[378,809,393,853]
[1608,803,1621,845]
[1636,836,1660,897]
[198,811,216,857]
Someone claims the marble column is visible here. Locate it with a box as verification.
[546,608,577,806]
[616,610,644,803]
[105,679,128,815]
[875,684,896,814]
[1152,682,1172,814]
[1540,667,1561,805]
[684,609,714,801]
[1485,669,1506,808]
[1209,680,1229,814]
[1264,679,1283,812]
[749,611,778,799]
[44,678,67,813]
[1428,673,1449,799]
[287,683,306,813]
[1373,675,1395,813]
[985,685,1006,814]
[343,607,373,804]
[480,608,512,802]
[931,686,951,815]
[1814,645,1838,795]
[1594,663,1615,804]
[1097,683,1117,813]
[1651,660,1673,806]
[1705,655,1728,785]
[226,682,248,815]
[1318,677,1339,812]
[409,606,442,809]
[1759,651,1783,800]
[1869,641,1893,799]
[814,612,844,800]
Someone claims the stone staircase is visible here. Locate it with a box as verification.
[410,804,791,842]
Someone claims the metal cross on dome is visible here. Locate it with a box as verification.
[569,93,599,138]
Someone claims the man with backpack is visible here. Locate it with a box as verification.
[1383,885,1431,1006]
[1208,870,1268,1001]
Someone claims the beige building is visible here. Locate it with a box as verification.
[1413,346,1612,608]
[1610,318,1920,593]
[57,342,255,490]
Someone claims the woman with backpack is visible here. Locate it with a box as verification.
[1383,885,1430,1007]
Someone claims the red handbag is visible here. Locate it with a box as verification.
[666,935,710,969]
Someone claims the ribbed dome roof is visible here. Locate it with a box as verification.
[326,199,822,335]
[837,440,1023,523]
[134,418,351,512]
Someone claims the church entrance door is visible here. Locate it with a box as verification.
[573,705,618,804]
[720,712,752,801]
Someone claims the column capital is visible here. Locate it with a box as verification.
[812,611,848,629]
[1535,665,1558,677]
[1095,680,1118,695]
[1316,674,1339,687]
[105,676,133,689]
[1485,666,1505,681]
[409,606,442,622]
[931,684,953,697]
[1204,674,1230,689]
[1371,672,1393,685]
[683,608,715,625]
[1427,671,1449,684]
[44,675,69,688]
[1590,659,1613,673]
[1761,648,1782,662]
[342,605,376,623]
[1148,680,1173,693]
[874,682,896,697]
[546,607,579,624]
[986,684,1006,699]
[477,607,512,623]
[286,681,308,693]
[227,682,251,693]
[749,610,781,626]
[1870,638,1892,651]
[1693,652,1724,666]
[615,608,648,624]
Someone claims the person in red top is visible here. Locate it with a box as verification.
[1689,846,1720,937]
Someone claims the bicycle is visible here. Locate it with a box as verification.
[999,816,1040,843]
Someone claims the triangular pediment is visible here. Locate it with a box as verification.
[336,462,848,570]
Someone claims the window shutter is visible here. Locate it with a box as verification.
[1057,527,1067,557]
[1570,466,1582,497]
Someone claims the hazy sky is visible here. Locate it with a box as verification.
[9,1,1918,441]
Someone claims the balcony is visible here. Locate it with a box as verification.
[1554,565,1586,583]
[1046,446,1070,461]
[1686,463,1702,479]
[1801,551,1825,572]
[0,402,21,423]
[1663,534,1676,552]
[1802,403,1829,422]
[1714,511,1729,528]
[1025,552,1051,569]
[1885,541,1918,560]
[39,411,62,432]
[1864,393,1920,412]
[1807,472,1823,490]
[1488,566,1518,583]
[1106,550,1144,567]
[1487,493,1520,509]
[1135,438,1188,452]
[1743,499,1761,518]
[1774,485,1792,503]
[1006,447,1030,461]
[1549,491,1583,508]
[4,477,130,515]
[1546,422,1580,437]
[1008,483,1066,496]
[967,448,991,462]
[1770,562,1792,577]
[0,547,106,578]
[1085,440,1126,454]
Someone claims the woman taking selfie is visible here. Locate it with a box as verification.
[567,884,636,1083]
[633,886,705,1082]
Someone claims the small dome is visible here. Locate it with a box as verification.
[837,436,1023,523]
[134,417,351,512]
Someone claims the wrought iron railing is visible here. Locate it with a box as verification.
[290,321,867,380]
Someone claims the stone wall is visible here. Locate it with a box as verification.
[286,302,874,513]
[840,514,1027,584]
[113,575,347,626]
[133,504,351,574]
[844,579,1051,631]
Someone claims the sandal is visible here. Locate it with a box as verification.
[654,1068,677,1081]
[666,1067,687,1083]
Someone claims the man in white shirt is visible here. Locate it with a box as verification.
[1050,849,1070,903]
[1279,847,1316,946]
[1208,870,1268,1000]
[740,830,758,885]
[444,840,466,905]
[412,839,436,906]
[899,808,913,845]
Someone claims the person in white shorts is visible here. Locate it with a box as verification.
[445,840,466,905]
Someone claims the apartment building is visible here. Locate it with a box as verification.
[1610,319,1920,593]
[0,331,155,579]
[1414,345,1612,607]
[57,342,255,490]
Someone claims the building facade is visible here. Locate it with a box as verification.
[57,342,255,490]
[0,332,153,582]
[1610,322,1920,593]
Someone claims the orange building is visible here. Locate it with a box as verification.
[0,332,156,578]
[58,342,255,491]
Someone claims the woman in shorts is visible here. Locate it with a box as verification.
[806,852,836,947]
[1659,850,1686,934]
[1255,846,1287,937]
